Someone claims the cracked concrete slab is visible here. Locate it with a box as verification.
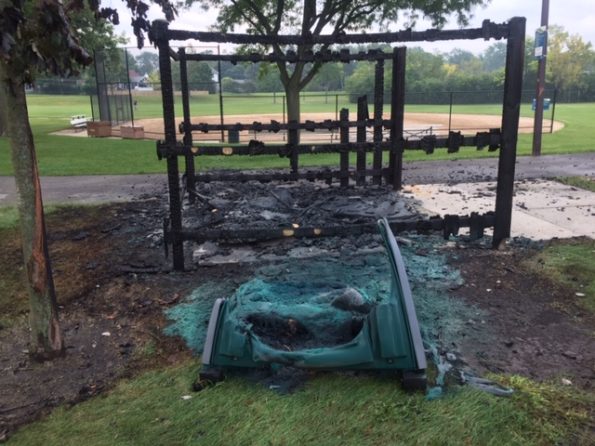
[411,179,595,240]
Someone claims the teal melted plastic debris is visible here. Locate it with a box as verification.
[164,236,495,395]
[165,240,474,353]
[164,280,238,353]
[223,278,377,350]
[164,253,390,352]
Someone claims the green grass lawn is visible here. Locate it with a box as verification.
[0,94,593,176]
[524,238,595,314]
[558,176,595,193]
[7,360,593,446]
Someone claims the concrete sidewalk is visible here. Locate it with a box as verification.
[0,174,165,206]
[1,153,594,206]
[411,179,595,240]
[1,153,593,241]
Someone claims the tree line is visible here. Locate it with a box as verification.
[217,25,594,104]
[31,25,595,105]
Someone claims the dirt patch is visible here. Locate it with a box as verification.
[53,112,564,141]
[0,202,193,440]
[450,243,595,389]
[1,192,593,440]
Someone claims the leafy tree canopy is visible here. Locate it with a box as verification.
[191,0,488,35]
[546,25,593,91]
[187,0,488,121]
[136,51,160,75]
[0,0,176,82]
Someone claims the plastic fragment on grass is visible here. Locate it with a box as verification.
[460,372,514,397]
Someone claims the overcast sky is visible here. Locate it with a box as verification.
[111,0,595,55]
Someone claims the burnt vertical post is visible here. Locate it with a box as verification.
[179,48,196,204]
[339,108,349,188]
[289,121,299,174]
[356,95,368,186]
[372,59,384,185]
[153,20,184,270]
[389,47,406,190]
[493,17,525,248]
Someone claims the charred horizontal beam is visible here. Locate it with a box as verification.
[168,212,495,244]
[184,49,393,64]
[183,119,390,134]
[196,170,335,183]
[193,168,393,184]
[166,20,510,45]
[156,130,501,158]
[159,141,393,157]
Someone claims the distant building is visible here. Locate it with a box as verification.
[129,70,152,90]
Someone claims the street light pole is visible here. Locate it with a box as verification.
[532,0,550,156]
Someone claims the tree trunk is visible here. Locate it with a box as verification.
[0,62,64,360]
[285,84,301,123]
[285,80,301,143]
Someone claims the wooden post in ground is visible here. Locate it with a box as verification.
[179,48,196,204]
[356,96,369,186]
[339,108,349,188]
[154,20,185,270]
[372,59,384,185]
[389,47,406,190]
[493,17,526,248]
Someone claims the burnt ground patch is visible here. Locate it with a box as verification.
[1,190,594,440]
[450,243,595,389]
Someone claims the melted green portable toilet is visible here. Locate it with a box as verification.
[198,218,427,390]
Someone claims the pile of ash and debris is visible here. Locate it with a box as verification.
[182,174,431,264]
[160,176,522,396]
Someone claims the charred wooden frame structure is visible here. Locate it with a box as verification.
[151,18,526,271]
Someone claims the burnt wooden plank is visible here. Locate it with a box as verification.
[178,48,196,204]
[166,21,509,45]
[339,108,349,188]
[174,213,495,244]
[356,96,369,186]
[154,20,184,271]
[373,59,385,185]
[184,49,394,63]
[389,47,406,190]
[159,132,496,158]
[493,17,525,248]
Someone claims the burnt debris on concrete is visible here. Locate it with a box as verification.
[153,18,526,270]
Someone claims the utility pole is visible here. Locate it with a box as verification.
[532,0,550,156]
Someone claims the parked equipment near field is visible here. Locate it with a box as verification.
[70,115,89,128]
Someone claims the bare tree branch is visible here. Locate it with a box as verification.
[273,0,285,34]
[240,0,274,34]
[229,0,269,34]
[299,60,324,90]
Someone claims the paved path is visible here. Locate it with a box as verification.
[403,152,595,184]
[1,153,594,206]
[0,174,165,205]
